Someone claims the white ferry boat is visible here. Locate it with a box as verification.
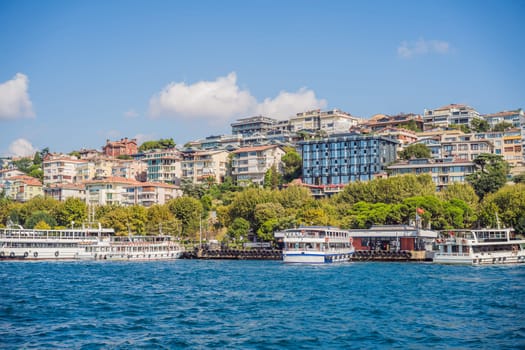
[275,226,355,264]
[0,226,113,260]
[87,235,183,261]
[433,228,525,265]
[0,226,184,261]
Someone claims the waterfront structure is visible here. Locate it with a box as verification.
[102,137,138,157]
[231,145,285,186]
[300,133,398,186]
[387,158,476,190]
[181,150,229,184]
[231,116,277,137]
[44,183,86,202]
[289,109,361,134]
[433,228,525,265]
[3,175,43,202]
[423,104,481,130]
[275,226,355,264]
[349,225,437,261]
[365,113,423,132]
[140,148,181,184]
[42,153,86,186]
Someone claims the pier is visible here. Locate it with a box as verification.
[181,247,282,260]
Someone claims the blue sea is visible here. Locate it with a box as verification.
[1,260,524,349]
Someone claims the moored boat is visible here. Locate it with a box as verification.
[87,235,183,261]
[0,226,112,260]
[275,226,354,264]
[432,228,525,265]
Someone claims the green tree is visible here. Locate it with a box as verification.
[98,206,130,235]
[471,118,490,132]
[438,182,479,209]
[398,143,432,160]
[228,188,277,228]
[19,196,59,226]
[281,146,302,183]
[263,164,281,189]
[167,197,203,239]
[227,217,250,243]
[512,173,525,184]
[56,197,87,227]
[466,153,509,199]
[34,220,51,230]
[25,210,57,229]
[12,157,33,173]
[492,121,513,132]
[138,138,176,152]
[479,184,525,233]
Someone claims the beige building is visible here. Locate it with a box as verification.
[43,154,86,186]
[4,175,43,202]
[44,183,86,201]
[423,104,481,130]
[231,145,285,186]
[141,149,182,184]
[181,150,229,184]
[289,109,362,134]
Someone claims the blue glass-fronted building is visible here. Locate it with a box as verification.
[300,133,398,185]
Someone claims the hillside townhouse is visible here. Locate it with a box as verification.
[300,133,398,186]
[188,134,242,150]
[4,175,43,202]
[181,150,229,185]
[375,127,419,146]
[289,109,361,134]
[102,137,138,157]
[231,145,285,186]
[140,148,181,184]
[0,169,25,184]
[42,154,86,186]
[365,113,423,132]
[474,128,524,173]
[483,109,524,129]
[231,116,277,137]
[84,177,181,207]
[388,158,476,191]
[423,104,481,130]
[44,183,86,201]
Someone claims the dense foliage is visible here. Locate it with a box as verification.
[1,175,524,243]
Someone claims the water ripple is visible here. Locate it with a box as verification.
[1,261,524,349]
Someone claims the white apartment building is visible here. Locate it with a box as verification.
[289,109,361,134]
[141,149,182,184]
[42,154,86,186]
[44,183,86,202]
[181,150,229,184]
[423,104,481,130]
[231,145,285,186]
[4,175,43,202]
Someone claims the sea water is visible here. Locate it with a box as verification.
[1,260,524,349]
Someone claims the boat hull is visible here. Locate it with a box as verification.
[434,252,525,265]
[283,251,353,264]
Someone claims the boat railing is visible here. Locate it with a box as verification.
[0,229,102,241]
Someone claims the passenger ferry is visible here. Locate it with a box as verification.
[433,228,525,265]
[86,235,183,261]
[275,226,354,264]
[0,226,184,261]
[0,226,112,260]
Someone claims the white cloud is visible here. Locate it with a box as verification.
[256,88,327,119]
[148,72,327,122]
[8,138,36,157]
[124,109,139,118]
[398,38,450,59]
[0,73,35,120]
[134,133,155,145]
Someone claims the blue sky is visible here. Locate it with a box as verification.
[0,0,524,157]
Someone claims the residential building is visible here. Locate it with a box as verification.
[84,177,181,207]
[141,148,181,184]
[423,104,481,130]
[122,182,182,207]
[375,127,419,145]
[300,133,398,186]
[44,183,86,201]
[4,175,43,202]
[365,113,423,132]
[42,153,86,186]
[189,134,242,150]
[102,137,138,157]
[440,136,493,161]
[78,148,103,159]
[181,150,229,184]
[231,116,277,137]
[474,128,523,171]
[289,109,361,134]
[111,159,147,181]
[483,109,524,129]
[231,145,285,186]
[0,169,25,183]
[388,158,476,190]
